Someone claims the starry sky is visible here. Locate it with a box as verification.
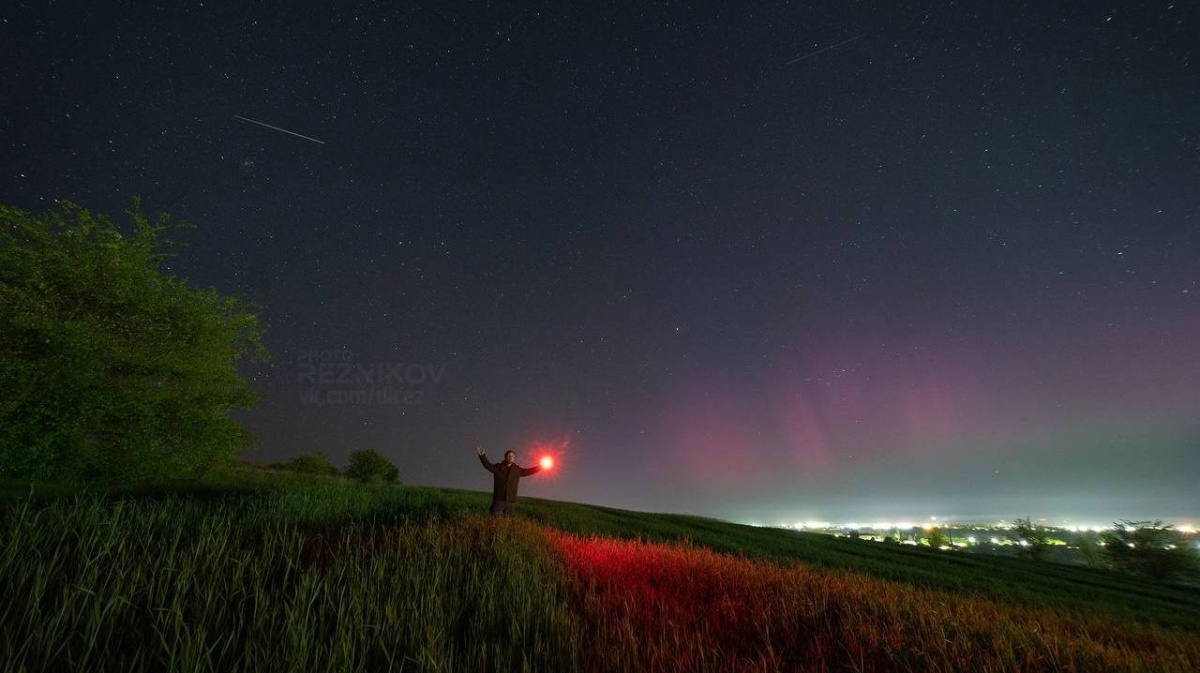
[4,1,1198,523]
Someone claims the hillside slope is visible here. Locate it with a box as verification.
[509,491,1200,631]
[2,474,1197,671]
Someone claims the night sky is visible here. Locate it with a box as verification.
[4,2,1198,523]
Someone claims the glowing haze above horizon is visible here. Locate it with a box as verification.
[4,2,1197,523]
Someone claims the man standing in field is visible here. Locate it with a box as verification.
[476,447,542,516]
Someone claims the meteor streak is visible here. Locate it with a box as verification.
[233,115,326,145]
[785,33,866,65]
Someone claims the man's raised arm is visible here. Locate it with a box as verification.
[477,448,497,473]
[519,464,541,477]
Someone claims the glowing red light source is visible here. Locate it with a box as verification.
[540,456,554,470]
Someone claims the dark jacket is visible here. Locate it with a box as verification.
[479,454,540,503]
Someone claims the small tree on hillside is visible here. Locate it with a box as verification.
[1101,520,1198,582]
[1008,517,1053,562]
[1074,535,1107,570]
[345,449,400,485]
[270,452,338,476]
[0,201,268,484]
[924,527,949,549]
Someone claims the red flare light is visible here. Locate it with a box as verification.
[527,435,569,474]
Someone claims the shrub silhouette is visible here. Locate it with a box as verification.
[1009,517,1054,562]
[924,527,949,549]
[345,449,400,485]
[270,452,338,476]
[1101,520,1198,582]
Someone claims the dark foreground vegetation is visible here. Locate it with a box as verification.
[3,467,1198,672]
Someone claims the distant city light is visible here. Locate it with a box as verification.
[765,517,1194,537]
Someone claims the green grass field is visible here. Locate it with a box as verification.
[2,467,1198,671]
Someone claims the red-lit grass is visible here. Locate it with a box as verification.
[547,532,1200,672]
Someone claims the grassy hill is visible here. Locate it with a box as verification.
[2,468,1198,671]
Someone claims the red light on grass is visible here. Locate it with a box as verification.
[540,456,554,470]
